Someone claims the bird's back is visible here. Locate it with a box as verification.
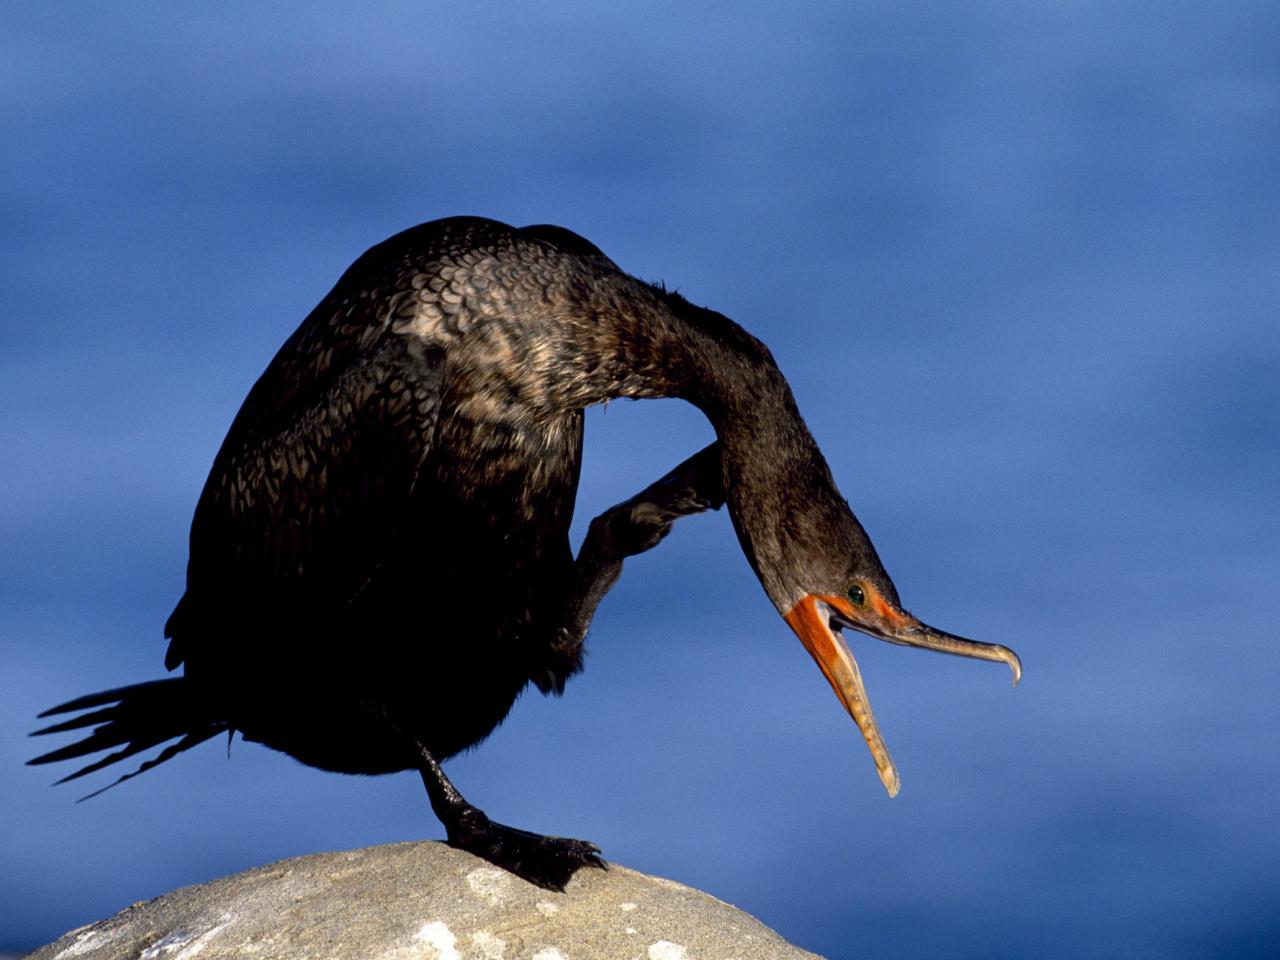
[164,218,606,770]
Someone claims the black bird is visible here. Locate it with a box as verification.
[31,217,1021,890]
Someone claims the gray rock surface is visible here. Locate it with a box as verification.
[27,841,823,959]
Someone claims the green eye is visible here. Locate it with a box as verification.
[847,584,866,607]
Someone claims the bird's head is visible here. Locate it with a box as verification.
[727,456,1021,798]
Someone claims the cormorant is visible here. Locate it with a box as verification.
[31,217,1021,890]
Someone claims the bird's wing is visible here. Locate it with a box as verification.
[164,328,445,669]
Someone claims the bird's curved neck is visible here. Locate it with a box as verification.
[459,270,832,610]
[566,286,832,611]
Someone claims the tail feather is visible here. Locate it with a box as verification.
[36,678,179,718]
[75,730,223,801]
[29,677,226,799]
[45,730,178,781]
[32,705,119,737]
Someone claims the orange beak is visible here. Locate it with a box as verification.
[784,591,1021,797]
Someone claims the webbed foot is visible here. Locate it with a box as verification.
[447,807,606,891]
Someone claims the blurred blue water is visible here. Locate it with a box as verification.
[4,4,1278,957]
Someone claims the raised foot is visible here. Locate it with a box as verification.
[588,443,725,561]
[447,808,607,892]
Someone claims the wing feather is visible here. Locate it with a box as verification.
[165,327,445,667]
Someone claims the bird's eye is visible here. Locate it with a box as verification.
[847,584,866,607]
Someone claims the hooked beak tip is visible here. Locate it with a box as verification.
[999,645,1022,687]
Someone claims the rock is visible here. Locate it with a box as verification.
[26,841,823,959]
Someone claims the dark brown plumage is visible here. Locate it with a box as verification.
[31,216,1020,889]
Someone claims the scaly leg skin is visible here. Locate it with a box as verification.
[532,441,725,694]
[416,740,605,891]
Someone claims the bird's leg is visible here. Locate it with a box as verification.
[413,740,606,891]
[531,442,724,694]
[362,700,605,891]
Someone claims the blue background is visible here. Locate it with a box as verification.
[3,4,1278,957]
